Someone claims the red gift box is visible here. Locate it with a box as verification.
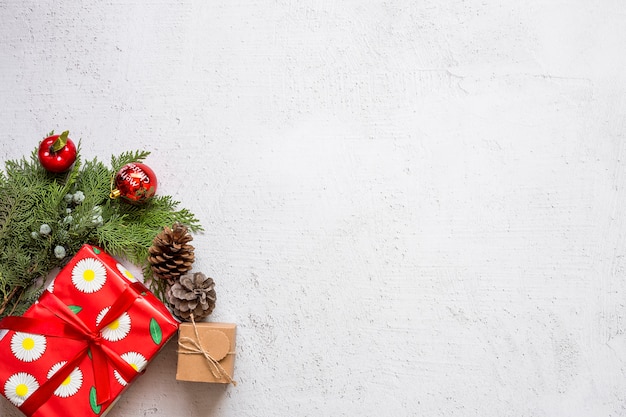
[0,245,178,417]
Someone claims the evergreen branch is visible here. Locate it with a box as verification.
[0,146,202,318]
[110,150,151,172]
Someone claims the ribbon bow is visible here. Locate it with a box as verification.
[0,282,145,415]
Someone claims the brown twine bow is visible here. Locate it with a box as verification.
[177,314,237,386]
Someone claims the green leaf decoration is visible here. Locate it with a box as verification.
[92,247,101,254]
[89,386,101,414]
[149,318,162,345]
[68,305,82,314]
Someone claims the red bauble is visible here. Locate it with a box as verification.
[110,162,158,203]
[38,131,77,173]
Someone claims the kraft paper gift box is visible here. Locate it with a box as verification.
[176,322,236,384]
[0,244,178,417]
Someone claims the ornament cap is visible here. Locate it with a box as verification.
[110,189,121,199]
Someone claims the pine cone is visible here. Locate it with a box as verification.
[149,222,195,281]
[166,272,216,321]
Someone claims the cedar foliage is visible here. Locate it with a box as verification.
[0,144,201,318]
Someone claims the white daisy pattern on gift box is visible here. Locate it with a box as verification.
[116,263,136,282]
[4,372,39,406]
[11,332,46,362]
[46,277,55,293]
[47,362,83,398]
[114,352,147,386]
[95,307,132,342]
[71,257,107,293]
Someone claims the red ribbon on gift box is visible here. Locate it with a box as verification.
[0,281,146,415]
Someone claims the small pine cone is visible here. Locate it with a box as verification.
[149,222,195,281]
[166,272,216,321]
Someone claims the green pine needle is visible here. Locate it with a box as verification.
[0,145,202,318]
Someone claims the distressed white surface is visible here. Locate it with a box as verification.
[1,0,626,416]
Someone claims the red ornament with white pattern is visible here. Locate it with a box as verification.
[110,163,157,204]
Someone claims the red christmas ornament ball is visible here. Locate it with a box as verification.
[110,162,158,203]
[38,130,77,173]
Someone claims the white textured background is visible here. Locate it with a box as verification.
[1,1,626,416]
